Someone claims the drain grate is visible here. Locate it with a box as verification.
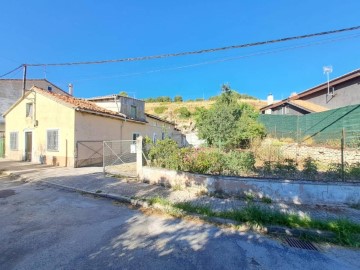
[285,237,318,251]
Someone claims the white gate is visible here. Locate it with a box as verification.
[103,140,137,177]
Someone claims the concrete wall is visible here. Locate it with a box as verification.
[302,77,360,109]
[5,91,75,167]
[140,167,360,205]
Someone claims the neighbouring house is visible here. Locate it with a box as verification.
[260,68,360,115]
[87,94,186,145]
[3,87,185,167]
[0,79,70,134]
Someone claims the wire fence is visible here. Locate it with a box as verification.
[103,140,137,177]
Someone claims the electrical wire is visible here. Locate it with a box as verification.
[68,33,360,82]
[0,65,23,78]
[26,25,360,67]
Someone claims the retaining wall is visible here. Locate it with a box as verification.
[140,166,360,205]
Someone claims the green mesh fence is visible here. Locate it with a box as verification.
[259,104,360,148]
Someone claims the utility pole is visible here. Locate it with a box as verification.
[22,64,27,96]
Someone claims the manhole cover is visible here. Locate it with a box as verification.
[0,189,16,198]
[285,237,318,251]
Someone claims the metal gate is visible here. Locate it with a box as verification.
[75,141,104,167]
[0,134,4,158]
[103,140,137,177]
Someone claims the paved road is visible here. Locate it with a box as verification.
[0,174,359,270]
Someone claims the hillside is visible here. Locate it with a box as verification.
[145,99,267,134]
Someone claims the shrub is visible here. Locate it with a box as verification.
[174,96,183,102]
[274,158,297,176]
[182,149,225,175]
[176,107,191,119]
[303,157,318,179]
[225,151,255,175]
[148,138,183,170]
[347,162,360,179]
[154,106,167,114]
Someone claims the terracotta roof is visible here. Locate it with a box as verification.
[289,100,328,113]
[145,113,175,126]
[32,86,127,118]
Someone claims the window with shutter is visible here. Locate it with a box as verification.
[47,130,59,151]
[10,132,18,150]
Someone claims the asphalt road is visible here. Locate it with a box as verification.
[0,174,359,270]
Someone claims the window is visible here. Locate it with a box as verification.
[161,132,165,140]
[10,132,18,150]
[132,133,140,141]
[26,103,33,117]
[130,105,137,118]
[152,133,157,144]
[47,129,59,151]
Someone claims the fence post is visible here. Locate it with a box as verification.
[136,136,143,179]
[341,128,345,181]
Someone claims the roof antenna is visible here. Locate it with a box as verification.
[323,66,334,96]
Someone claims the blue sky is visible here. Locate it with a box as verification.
[0,0,359,100]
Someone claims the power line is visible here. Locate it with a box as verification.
[26,25,360,67]
[67,33,360,82]
[0,65,23,78]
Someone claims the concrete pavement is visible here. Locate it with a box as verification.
[1,173,359,270]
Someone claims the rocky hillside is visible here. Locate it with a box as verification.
[145,99,267,134]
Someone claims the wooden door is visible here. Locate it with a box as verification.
[25,132,32,162]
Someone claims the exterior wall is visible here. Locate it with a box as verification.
[302,77,360,109]
[141,167,360,205]
[0,122,4,133]
[145,117,185,146]
[271,104,308,115]
[94,97,146,122]
[74,112,147,166]
[5,91,75,166]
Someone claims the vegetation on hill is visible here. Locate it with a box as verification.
[195,84,265,149]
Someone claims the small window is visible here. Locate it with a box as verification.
[130,105,137,118]
[47,129,59,151]
[26,103,33,117]
[10,132,18,150]
[132,133,140,141]
[152,133,157,144]
[161,132,165,140]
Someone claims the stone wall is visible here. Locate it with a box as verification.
[140,166,360,205]
[280,144,360,165]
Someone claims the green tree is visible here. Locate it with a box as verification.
[119,91,128,97]
[196,84,265,149]
[174,95,183,102]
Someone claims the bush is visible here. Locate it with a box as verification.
[303,157,318,179]
[176,107,191,119]
[148,138,183,170]
[182,149,225,175]
[274,158,297,176]
[174,96,183,102]
[225,151,255,175]
[154,106,167,114]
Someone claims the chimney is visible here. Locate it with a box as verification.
[68,83,73,96]
[267,93,274,105]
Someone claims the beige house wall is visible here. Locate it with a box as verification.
[5,91,75,166]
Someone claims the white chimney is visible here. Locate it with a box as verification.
[68,83,73,96]
[267,93,274,105]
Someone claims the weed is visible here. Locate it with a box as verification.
[245,193,255,202]
[154,106,168,114]
[145,196,360,247]
[261,196,272,204]
[171,183,184,191]
[147,196,172,206]
[303,157,318,179]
